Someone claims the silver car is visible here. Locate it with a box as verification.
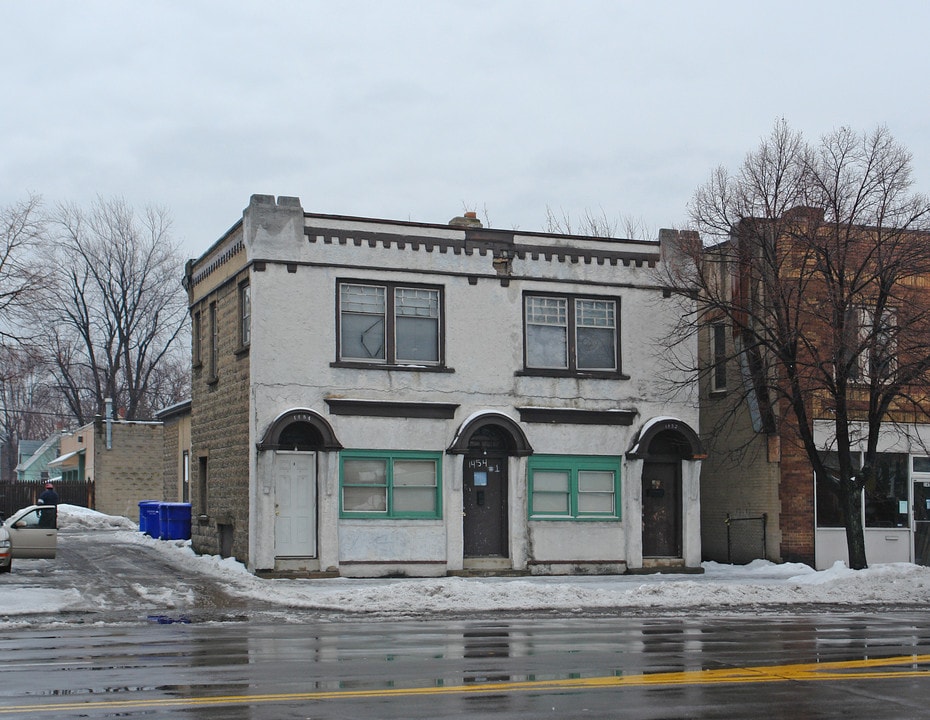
[0,505,58,573]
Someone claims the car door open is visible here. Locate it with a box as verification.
[6,506,58,559]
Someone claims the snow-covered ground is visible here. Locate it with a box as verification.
[5,504,930,619]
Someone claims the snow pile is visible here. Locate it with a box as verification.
[8,506,930,618]
[1,587,86,615]
[58,503,137,531]
[127,528,930,613]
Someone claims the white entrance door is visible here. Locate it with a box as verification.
[273,451,317,558]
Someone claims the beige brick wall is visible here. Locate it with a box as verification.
[699,324,783,562]
[190,266,251,562]
[92,422,165,520]
[162,421,179,500]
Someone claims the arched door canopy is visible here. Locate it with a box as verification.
[626,417,705,460]
[257,408,343,451]
[447,411,533,456]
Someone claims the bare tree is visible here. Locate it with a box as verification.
[545,205,652,239]
[0,195,48,341]
[664,121,930,569]
[0,344,68,482]
[42,197,189,423]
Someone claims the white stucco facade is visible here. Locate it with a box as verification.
[206,195,702,576]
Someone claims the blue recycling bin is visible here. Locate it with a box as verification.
[158,502,192,540]
[138,501,161,537]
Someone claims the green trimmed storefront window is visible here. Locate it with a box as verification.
[340,450,442,519]
[528,455,621,520]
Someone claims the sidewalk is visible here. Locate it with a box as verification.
[4,505,926,623]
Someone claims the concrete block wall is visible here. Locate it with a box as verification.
[161,420,180,501]
[92,422,165,519]
[190,266,251,562]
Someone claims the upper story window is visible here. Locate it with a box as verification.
[192,310,202,368]
[208,301,218,382]
[523,293,619,376]
[338,281,442,367]
[845,306,897,384]
[711,321,727,392]
[861,306,897,382]
[239,282,251,348]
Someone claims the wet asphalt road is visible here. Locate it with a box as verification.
[2,531,930,718]
[2,613,930,719]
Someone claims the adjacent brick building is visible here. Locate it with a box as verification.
[699,207,930,569]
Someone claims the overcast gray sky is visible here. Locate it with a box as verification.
[4,1,930,258]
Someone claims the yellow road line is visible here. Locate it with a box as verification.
[2,653,928,715]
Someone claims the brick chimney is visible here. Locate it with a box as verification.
[449,211,483,228]
[782,206,825,223]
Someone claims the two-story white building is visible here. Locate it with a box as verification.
[185,195,702,576]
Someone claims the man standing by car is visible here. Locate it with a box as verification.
[37,482,59,528]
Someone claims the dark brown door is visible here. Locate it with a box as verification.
[463,455,508,557]
[915,481,930,566]
[642,460,681,557]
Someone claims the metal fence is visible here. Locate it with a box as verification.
[0,480,93,520]
[726,513,768,564]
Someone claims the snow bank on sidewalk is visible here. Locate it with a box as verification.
[5,505,929,618]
